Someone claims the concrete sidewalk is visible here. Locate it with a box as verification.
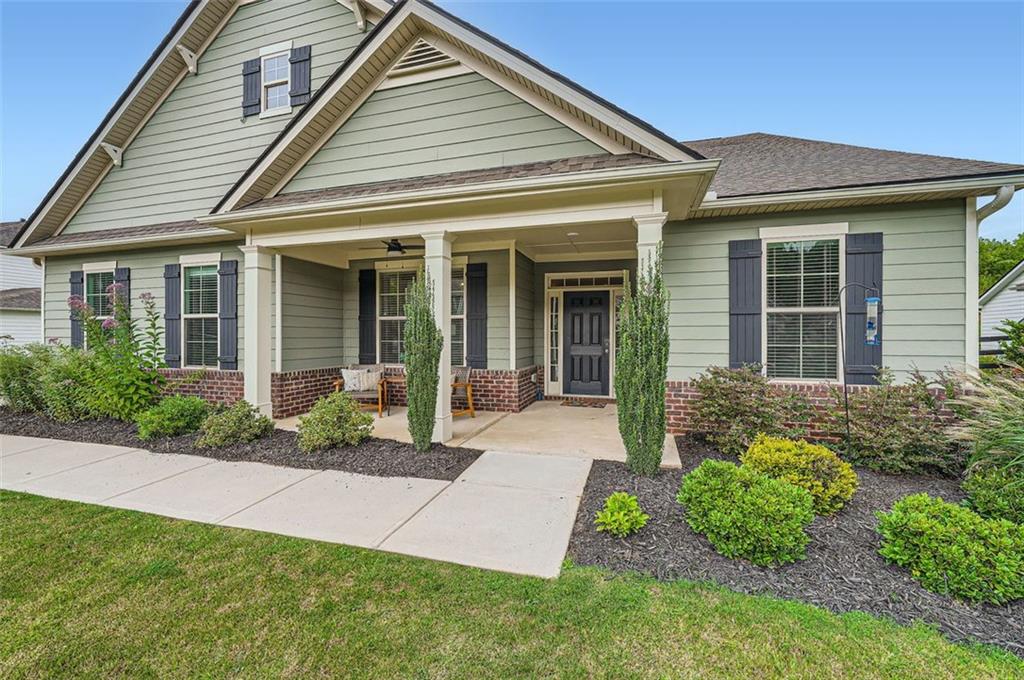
[0,435,590,578]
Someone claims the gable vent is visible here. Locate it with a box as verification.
[390,39,457,76]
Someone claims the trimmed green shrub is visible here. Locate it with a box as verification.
[615,246,671,476]
[876,493,1024,604]
[740,434,858,515]
[403,273,443,452]
[689,365,812,456]
[996,319,1024,366]
[0,344,52,412]
[297,391,374,453]
[677,459,815,566]
[39,347,102,422]
[594,492,650,538]
[962,466,1024,525]
[197,400,273,448]
[135,396,210,441]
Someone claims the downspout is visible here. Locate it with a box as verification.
[969,184,1015,371]
[976,184,1015,222]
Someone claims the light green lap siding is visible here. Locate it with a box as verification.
[515,251,534,368]
[63,0,365,235]
[282,72,605,194]
[280,256,344,371]
[663,200,968,381]
[340,251,510,370]
[43,242,247,366]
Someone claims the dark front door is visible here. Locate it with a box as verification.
[563,291,610,395]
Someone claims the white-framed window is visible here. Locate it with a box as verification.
[259,42,292,116]
[377,265,467,366]
[763,237,843,381]
[182,264,219,368]
[85,270,114,320]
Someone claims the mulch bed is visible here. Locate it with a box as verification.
[0,409,480,482]
[568,436,1024,655]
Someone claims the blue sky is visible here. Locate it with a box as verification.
[2,0,1022,239]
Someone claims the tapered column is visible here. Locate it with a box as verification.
[634,212,668,269]
[241,245,273,416]
[422,231,453,442]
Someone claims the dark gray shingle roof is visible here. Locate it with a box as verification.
[0,221,26,248]
[0,287,41,311]
[683,132,1024,198]
[22,220,217,249]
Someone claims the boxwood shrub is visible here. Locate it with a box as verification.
[876,493,1024,604]
[740,434,858,515]
[197,400,273,448]
[297,391,373,453]
[962,466,1024,525]
[136,396,210,441]
[594,492,650,538]
[676,459,815,566]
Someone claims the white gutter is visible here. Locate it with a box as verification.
[976,184,1015,222]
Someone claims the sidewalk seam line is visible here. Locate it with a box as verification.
[373,479,452,548]
[2,449,141,489]
[1,440,63,458]
[452,412,508,448]
[99,459,216,502]
[214,469,323,524]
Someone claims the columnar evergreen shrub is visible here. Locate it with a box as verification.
[594,492,650,538]
[135,396,210,441]
[404,274,443,452]
[297,391,374,453]
[615,246,670,476]
[962,466,1024,525]
[741,434,858,515]
[197,400,273,448]
[40,347,102,422]
[676,459,815,566]
[0,344,52,412]
[876,493,1024,604]
[689,365,812,456]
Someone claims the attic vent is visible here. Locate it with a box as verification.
[390,40,456,75]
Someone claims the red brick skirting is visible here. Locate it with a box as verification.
[271,367,343,418]
[384,365,539,413]
[160,368,244,405]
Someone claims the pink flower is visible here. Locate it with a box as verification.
[105,282,125,296]
[47,337,60,346]
[101,318,118,330]
[139,292,154,302]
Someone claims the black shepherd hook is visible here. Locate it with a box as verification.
[832,282,879,460]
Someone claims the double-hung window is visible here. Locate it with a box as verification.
[182,264,219,367]
[764,238,841,381]
[377,266,468,366]
[261,49,290,114]
[450,267,466,366]
[85,270,114,320]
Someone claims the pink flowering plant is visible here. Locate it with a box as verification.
[68,283,166,420]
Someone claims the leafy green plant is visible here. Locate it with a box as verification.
[876,493,1024,604]
[135,396,210,441]
[403,273,443,452]
[995,319,1024,366]
[740,434,858,515]
[197,400,273,448]
[297,391,374,453]
[676,459,815,566]
[0,344,52,412]
[689,365,812,456]
[594,492,650,538]
[826,369,962,475]
[951,364,1024,477]
[615,246,671,476]
[962,466,1024,525]
[39,347,102,422]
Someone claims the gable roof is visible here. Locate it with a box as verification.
[981,257,1024,306]
[0,287,41,312]
[213,0,701,212]
[0,221,26,248]
[685,132,1024,198]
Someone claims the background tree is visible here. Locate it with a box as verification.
[979,231,1024,294]
[615,246,670,476]
[404,274,443,452]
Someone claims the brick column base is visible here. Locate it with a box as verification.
[160,368,244,405]
[271,367,343,419]
[384,365,539,413]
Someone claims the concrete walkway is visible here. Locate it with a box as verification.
[0,435,590,578]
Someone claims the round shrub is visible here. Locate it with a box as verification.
[594,492,650,538]
[740,434,858,515]
[136,396,210,441]
[197,400,273,448]
[297,391,373,453]
[962,466,1024,525]
[876,493,1024,604]
[676,459,815,566]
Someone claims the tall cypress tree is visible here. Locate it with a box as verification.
[404,274,443,452]
[615,245,670,476]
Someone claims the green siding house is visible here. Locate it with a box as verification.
[9,0,1024,441]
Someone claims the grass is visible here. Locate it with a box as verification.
[1,491,1021,679]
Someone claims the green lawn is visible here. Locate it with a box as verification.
[1,491,1021,679]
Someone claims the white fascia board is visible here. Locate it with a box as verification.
[980,257,1024,305]
[13,228,236,257]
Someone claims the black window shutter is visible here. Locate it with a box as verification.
[164,264,181,367]
[114,267,131,312]
[466,262,488,369]
[289,45,311,106]
[69,270,84,348]
[218,260,239,370]
[845,233,883,385]
[242,58,261,117]
[358,269,376,364]
[728,239,762,369]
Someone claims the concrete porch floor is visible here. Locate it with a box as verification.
[277,400,681,468]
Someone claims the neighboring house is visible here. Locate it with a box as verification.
[0,220,42,345]
[980,258,1024,355]
[7,0,1024,440]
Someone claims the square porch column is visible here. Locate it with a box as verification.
[240,245,273,416]
[634,212,668,269]
[422,230,453,442]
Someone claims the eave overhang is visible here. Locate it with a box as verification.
[11,228,239,257]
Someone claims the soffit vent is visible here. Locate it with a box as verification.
[389,39,457,76]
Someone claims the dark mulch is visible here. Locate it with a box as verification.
[0,409,480,481]
[569,436,1024,655]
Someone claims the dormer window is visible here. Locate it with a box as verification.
[241,41,311,119]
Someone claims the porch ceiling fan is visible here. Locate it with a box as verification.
[360,238,425,256]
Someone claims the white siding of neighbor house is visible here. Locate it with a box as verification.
[1,253,41,289]
[0,310,40,346]
[981,269,1024,352]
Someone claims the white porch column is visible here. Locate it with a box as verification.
[634,212,668,269]
[240,245,274,416]
[422,230,453,442]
